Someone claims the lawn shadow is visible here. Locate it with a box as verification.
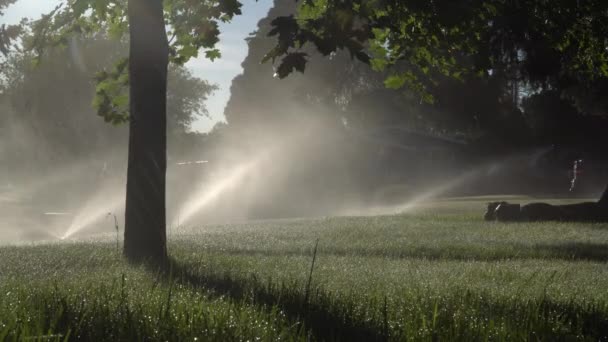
[531,242,608,262]
[146,257,388,342]
[185,241,608,262]
[141,255,608,341]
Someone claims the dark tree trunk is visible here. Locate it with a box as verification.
[600,183,608,206]
[123,0,169,262]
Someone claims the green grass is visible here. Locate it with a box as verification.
[2,198,608,341]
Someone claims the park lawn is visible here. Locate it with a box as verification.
[1,198,608,341]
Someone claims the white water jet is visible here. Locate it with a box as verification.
[396,150,541,213]
[339,160,510,217]
[174,159,260,227]
[61,189,124,240]
[398,168,483,212]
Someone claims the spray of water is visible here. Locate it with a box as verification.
[398,168,483,212]
[336,168,484,217]
[59,155,262,239]
[60,187,124,240]
[337,156,522,217]
[385,150,545,214]
[174,158,262,227]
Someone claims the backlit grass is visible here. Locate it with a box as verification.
[1,198,608,341]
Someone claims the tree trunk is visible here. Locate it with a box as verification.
[123,0,169,262]
[600,183,608,206]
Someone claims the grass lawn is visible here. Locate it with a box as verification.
[1,197,608,341]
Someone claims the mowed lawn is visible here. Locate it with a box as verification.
[1,198,608,341]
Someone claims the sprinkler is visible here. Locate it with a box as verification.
[106,212,119,250]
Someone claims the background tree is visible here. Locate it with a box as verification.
[0,31,216,174]
[228,1,542,147]
[266,0,608,203]
[0,0,21,56]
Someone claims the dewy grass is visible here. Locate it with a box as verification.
[2,198,608,340]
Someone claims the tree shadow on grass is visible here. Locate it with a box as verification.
[142,257,608,341]
[531,242,608,262]
[187,241,608,262]
[146,257,389,342]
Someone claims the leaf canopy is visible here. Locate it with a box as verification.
[25,0,246,123]
[266,0,608,106]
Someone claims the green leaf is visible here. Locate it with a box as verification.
[370,58,388,71]
[178,44,198,60]
[72,0,91,17]
[205,49,221,61]
[261,46,284,64]
[112,94,128,107]
[384,75,407,89]
[275,52,308,78]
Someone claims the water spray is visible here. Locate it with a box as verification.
[172,155,267,227]
[398,168,483,213]
[60,188,124,240]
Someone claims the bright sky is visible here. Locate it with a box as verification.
[1,0,274,132]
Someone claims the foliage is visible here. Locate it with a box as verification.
[225,0,368,131]
[0,20,22,56]
[266,0,489,103]
[0,0,16,13]
[267,0,608,110]
[2,198,608,340]
[226,1,529,148]
[91,55,218,128]
[16,0,608,133]
[23,0,241,124]
[167,66,218,134]
[92,57,130,124]
[0,33,216,167]
[0,0,24,71]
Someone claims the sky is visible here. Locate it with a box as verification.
[1,0,274,132]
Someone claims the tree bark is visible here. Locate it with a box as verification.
[600,183,608,206]
[123,0,168,262]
